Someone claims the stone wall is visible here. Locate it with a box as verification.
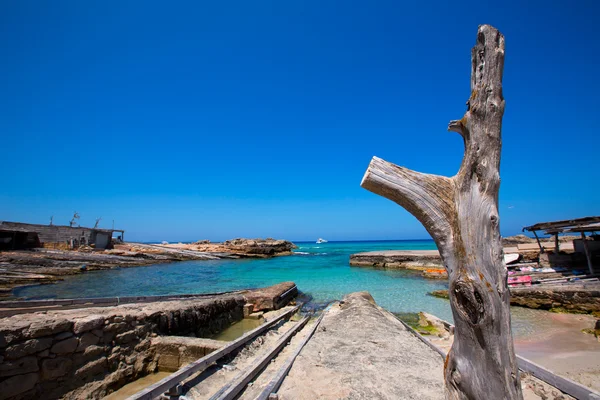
[0,295,245,400]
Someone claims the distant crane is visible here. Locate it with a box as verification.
[49,216,54,226]
[70,212,80,227]
[94,217,102,228]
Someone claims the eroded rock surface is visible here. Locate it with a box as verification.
[278,291,445,399]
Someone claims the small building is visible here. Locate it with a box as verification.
[0,228,40,250]
[0,221,125,250]
[523,216,600,275]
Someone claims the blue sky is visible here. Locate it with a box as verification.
[1,1,599,242]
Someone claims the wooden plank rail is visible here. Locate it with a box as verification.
[126,305,301,400]
[209,315,310,400]
[517,356,600,400]
[255,311,326,400]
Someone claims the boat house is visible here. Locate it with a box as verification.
[0,221,124,250]
[523,216,600,274]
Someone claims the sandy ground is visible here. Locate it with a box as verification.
[427,308,600,398]
[512,308,600,393]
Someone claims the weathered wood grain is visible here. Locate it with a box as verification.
[361,25,522,399]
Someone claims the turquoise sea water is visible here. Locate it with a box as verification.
[15,240,454,320]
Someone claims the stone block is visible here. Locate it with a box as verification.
[105,322,128,333]
[28,319,72,338]
[243,303,254,317]
[77,332,100,351]
[91,329,103,338]
[115,331,136,344]
[248,312,264,320]
[38,350,50,357]
[0,356,39,377]
[134,338,151,352]
[73,315,105,334]
[54,332,73,341]
[0,333,7,348]
[134,325,149,337]
[107,353,120,368]
[158,353,180,372]
[51,337,79,354]
[83,345,105,359]
[102,330,116,344]
[133,351,153,375]
[5,338,52,360]
[41,357,73,379]
[0,372,39,400]
[75,357,107,379]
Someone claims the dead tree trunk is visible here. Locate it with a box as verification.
[361,25,522,399]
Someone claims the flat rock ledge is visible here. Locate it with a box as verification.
[350,250,444,271]
[278,291,444,399]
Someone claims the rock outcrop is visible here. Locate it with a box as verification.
[502,234,536,246]
[221,238,297,255]
[243,281,297,312]
[429,287,600,314]
[349,250,443,270]
[277,291,445,399]
[183,238,297,257]
[510,286,600,314]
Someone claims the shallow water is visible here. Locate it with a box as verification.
[103,371,172,400]
[210,318,263,341]
[18,240,578,334]
[16,240,455,320]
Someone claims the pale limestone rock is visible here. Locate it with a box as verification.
[73,315,105,334]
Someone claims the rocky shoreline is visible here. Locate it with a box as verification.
[429,288,600,316]
[0,239,297,300]
[351,235,600,315]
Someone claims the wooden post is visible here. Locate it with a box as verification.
[532,230,545,254]
[554,233,560,254]
[361,25,523,399]
[580,232,594,275]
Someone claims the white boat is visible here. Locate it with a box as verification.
[504,253,520,265]
[316,238,328,244]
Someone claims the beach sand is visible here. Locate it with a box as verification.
[512,308,600,392]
